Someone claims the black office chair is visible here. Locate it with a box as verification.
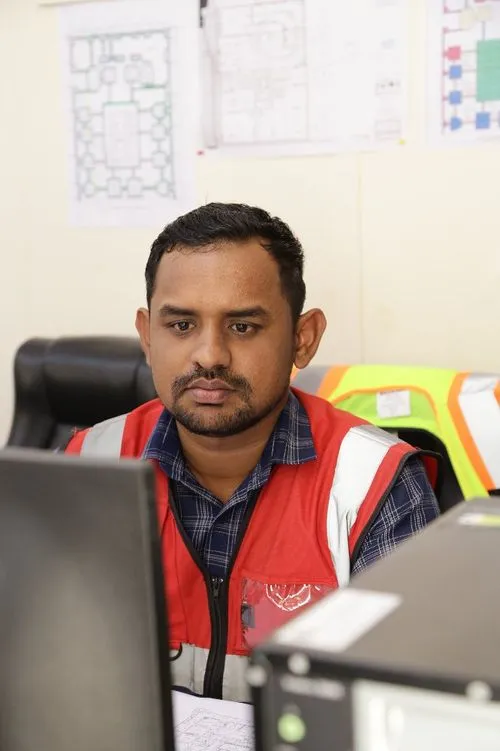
[384,427,463,513]
[7,337,156,451]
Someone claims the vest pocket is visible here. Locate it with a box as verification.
[241,578,334,650]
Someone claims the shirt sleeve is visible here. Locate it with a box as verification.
[351,455,440,576]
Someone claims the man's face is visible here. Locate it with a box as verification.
[140,240,296,437]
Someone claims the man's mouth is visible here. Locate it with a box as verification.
[186,378,235,405]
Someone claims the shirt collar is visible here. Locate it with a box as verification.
[143,390,317,482]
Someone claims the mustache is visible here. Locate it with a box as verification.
[172,367,251,398]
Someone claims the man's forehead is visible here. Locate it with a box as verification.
[152,244,287,315]
[155,241,282,290]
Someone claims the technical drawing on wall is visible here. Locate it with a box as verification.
[429,0,500,142]
[60,0,199,227]
[201,0,408,155]
[175,708,254,751]
[70,30,175,202]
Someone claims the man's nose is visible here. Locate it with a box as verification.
[191,326,231,371]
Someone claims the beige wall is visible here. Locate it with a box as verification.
[1,0,500,441]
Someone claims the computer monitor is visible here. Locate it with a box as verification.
[0,448,174,751]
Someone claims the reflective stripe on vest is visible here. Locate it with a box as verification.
[171,646,249,703]
[458,375,500,488]
[81,414,127,457]
[327,423,400,587]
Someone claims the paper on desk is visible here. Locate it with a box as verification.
[172,691,254,751]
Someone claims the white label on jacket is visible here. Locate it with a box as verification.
[376,390,411,419]
[273,589,402,653]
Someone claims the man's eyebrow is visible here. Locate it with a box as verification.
[158,304,197,318]
[157,305,270,319]
[225,306,269,318]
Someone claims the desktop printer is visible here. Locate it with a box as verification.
[250,497,500,751]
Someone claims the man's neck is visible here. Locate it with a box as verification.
[176,400,287,503]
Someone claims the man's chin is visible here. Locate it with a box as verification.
[177,422,251,439]
[172,407,257,438]
[171,386,290,438]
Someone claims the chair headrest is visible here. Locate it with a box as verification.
[13,336,156,429]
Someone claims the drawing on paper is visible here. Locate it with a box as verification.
[208,0,308,145]
[175,708,254,751]
[437,0,500,140]
[68,29,176,203]
[202,0,408,153]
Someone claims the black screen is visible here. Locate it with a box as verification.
[0,450,173,751]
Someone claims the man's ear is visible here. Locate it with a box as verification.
[294,309,327,369]
[135,308,151,366]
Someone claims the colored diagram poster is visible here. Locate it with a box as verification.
[59,0,200,227]
[201,0,409,156]
[429,0,500,143]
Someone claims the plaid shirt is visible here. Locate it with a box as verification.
[144,392,439,579]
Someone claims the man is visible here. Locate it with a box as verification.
[66,202,440,702]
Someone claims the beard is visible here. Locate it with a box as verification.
[169,366,290,437]
[171,387,289,437]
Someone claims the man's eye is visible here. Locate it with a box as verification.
[231,322,254,334]
[171,321,193,333]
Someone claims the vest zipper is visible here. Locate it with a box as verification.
[202,491,260,698]
[203,576,225,697]
[168,481,260,700]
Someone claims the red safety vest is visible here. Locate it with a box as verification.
[66,388,438,701]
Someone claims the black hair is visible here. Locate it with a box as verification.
[146,202,306,321]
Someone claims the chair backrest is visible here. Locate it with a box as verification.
[7,337,156,450]
[384,428,463,513]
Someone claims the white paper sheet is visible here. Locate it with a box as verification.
[202,0,408,155]
[59,0,199,227]
[173,691,254,751]
[427,0,500,145]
